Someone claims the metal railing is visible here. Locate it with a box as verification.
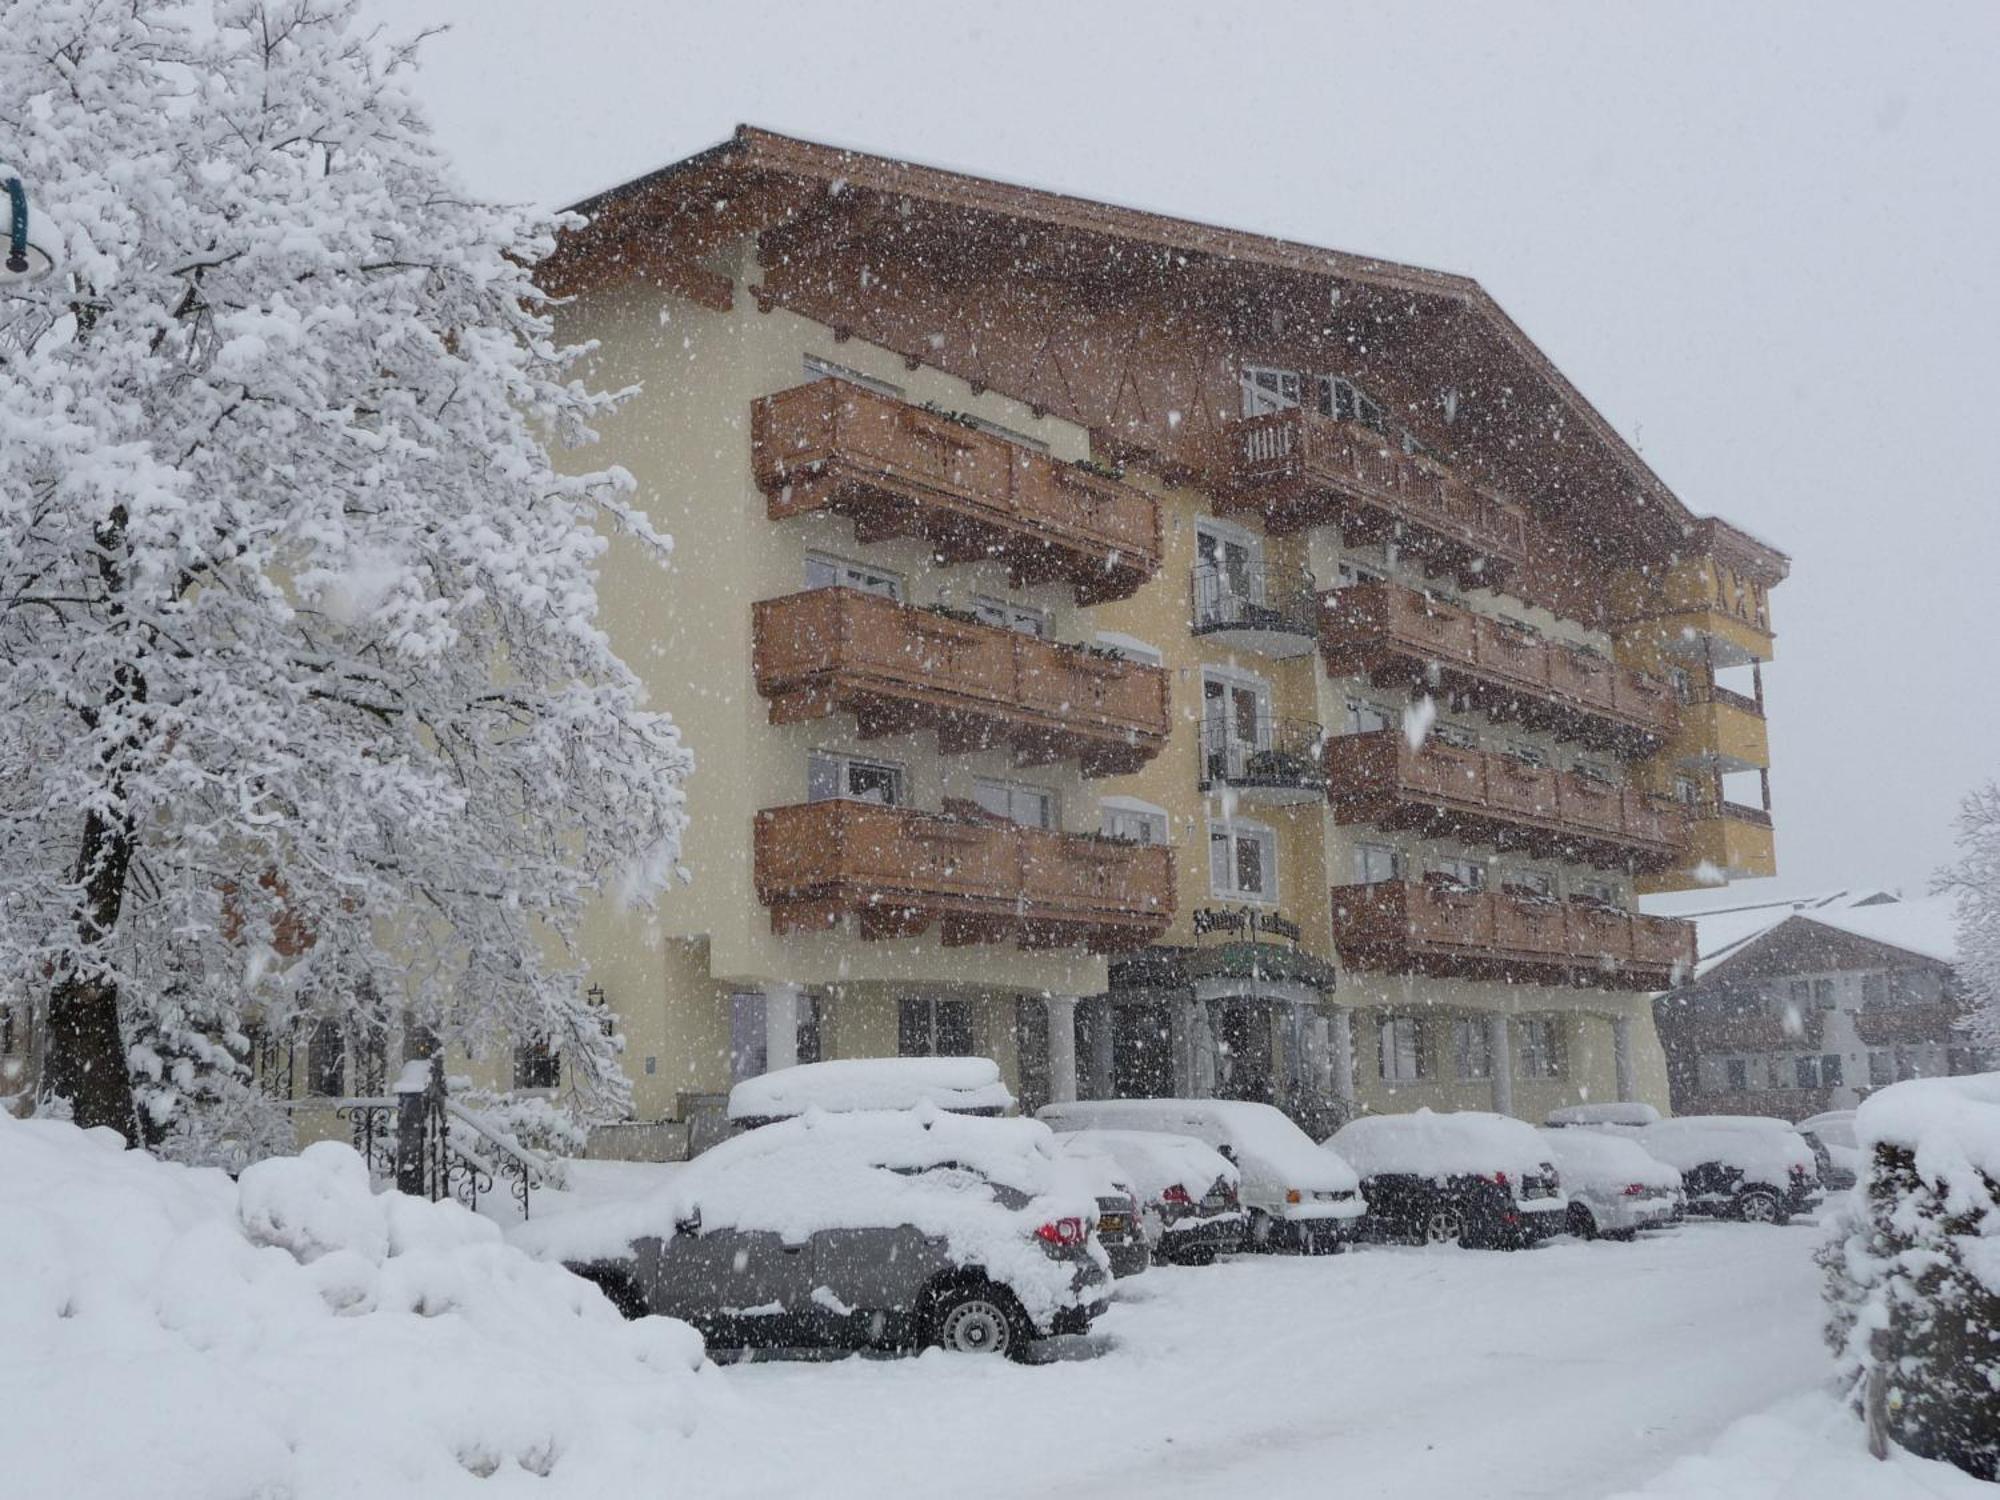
[1200,715,1328,795]
[1190,561,1319,641]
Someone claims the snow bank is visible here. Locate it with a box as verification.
[726,1055,1014,1120]
[1638,1116,1815,1183]
[1536,1126,1680,1194]
[1328,1108,1554,1180]
[0,1118,707,1500]
[514,1106,1106,1323]
[1608,1391,1990,1499]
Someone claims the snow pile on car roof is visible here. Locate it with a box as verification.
[1546,1101,1661,1128]
[726,1056,1014,1120]
[1638,1117,1815,1181]
[1536,1126,1681,1192]
[1327,1109,1553,1180]
[1041,1098,1359,1192]
[516,1107,1105,1322]
[1052,1128,1238,1203]
[0,1117,706,1499]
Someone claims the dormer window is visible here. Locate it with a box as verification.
[1320,375,1387,433]
[1240,366,1301,417]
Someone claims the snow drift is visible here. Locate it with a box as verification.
[0,1117,708,1500]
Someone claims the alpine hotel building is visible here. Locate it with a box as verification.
[543,128,1790,1153]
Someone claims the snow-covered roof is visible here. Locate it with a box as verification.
[1645,888,1957,980]
[1326,1109,1554,1180]
[1051,1129,1239,1203]
[1546,1102,1661,1128]
[1038,1099,1358,1194]
[726,1056,1014,1121]
[1536,1127,1681,1192]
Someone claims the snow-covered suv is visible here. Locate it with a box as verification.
[524,1108,1111,1360]
[1327,1109,1569,1249]
[1634,1116,1821,1224]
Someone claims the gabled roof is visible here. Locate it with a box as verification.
[545,126,1787,573]
[1665,890,1958,985]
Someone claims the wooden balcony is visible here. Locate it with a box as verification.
[754,799,1175,952]
[753,588,1170,776]
[1324,730,1688,871]
[1329,881,1694,990]
[751,378,1162,604]
[1853,1003,1960,1048]
[1219,411,1528,586]
[1321,582,1677,750]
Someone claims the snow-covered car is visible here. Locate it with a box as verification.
[1634,1116,1821,1224]
[725,1056,1014,1128]
[1038,1099,1365,1253]
[1327,1109,1568,1249]
[1050,1128,1246,1265]
[1544,1101,1662,1129]
[1535,1126,1681,1240]
[1050,1137,1151,1278]
[520,1107,1110,1359]
[1797,1109,1861,1192]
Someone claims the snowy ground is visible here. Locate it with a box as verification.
[646,1220,1957,1500]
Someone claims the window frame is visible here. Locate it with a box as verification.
[804,550,904,601]
[807,750,907,808]
[1518,1017,1563,1080]
[1208,817,1279,904]
[1240,364,1302,417]
[972,775,1059,830]
[1100,797,1170,847]
[1453,1017,1493,1081]
[971,593,1052,637]
[1379,1015,1426,1083]
[1354,841,1402,886]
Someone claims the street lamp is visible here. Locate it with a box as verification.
[2,177,56,285]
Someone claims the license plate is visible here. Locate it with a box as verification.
[1099,1215,1128,1234]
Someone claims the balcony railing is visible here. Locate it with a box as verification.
[753,588,1170,776]
[1853,1002,1961,1048]
[1222,410,1529,585]
[1324,730,1688,870]
[1190,560,1319,657]
[1321,581,1677,749]
[751,378,1162,604]
[754,799,1176,952]
[1329,881,1694,990]
[1199,715,1328,803]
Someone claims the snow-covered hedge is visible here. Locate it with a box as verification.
[1821,1073,2000,1479]
[0,1118,708,1498]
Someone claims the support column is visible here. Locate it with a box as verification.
[1328,1007,1356,1116]
[1169,998,1197,1097]
[1307,1011,1332,1101]
[1192,1001,1219,1098]
[762,981,802,1074]
[1612,1014,1636,1103]
[1086,999,1116,1099]
[1044,995,1079,1105]
[1488,1013,1515,1118]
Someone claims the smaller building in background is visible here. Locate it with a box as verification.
[1652,890,1985,1120]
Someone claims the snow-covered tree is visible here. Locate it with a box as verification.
[0,0,689,1141]
[1939,782,2000,1054]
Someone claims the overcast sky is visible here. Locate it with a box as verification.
[363,0,2000,910]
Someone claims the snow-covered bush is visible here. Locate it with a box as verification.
[0,1114,708,1498]
[1821,1074,2000,1479]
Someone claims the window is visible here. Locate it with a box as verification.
[1572,878,1619,907]
[1518,1018,1562,1079]
[1209,820,1277,902]
[1335,559,1387,590]
[1868,1050,1894,1087]
[1821,1054,1843,1088]
[1429,856,1486,892]
[1788,979,1812,1012]
[1101,801,1169,846]
[1453,1018,1492,1080]
[1794,1055,1820,1089]
[1504,740,1547,768]
[973,777,1057,829]
[1672,776,1701,806]
[1345,698,1393,735]
[1319,375,1388,433]
[1094,632,1162,665]
[728,992,767,1083]
[1433,720,1479,750]
[305,1020,345,1098]
[1507,869,1556,899]
[1203,672,1273,780]
[1725,1058,1749,1092]
[1571,756,1619,785]
[807,752,904,807]
[1667,666,1693,704]
[1813,978,1836,1011]
[1379,1016,1425,1082]
[1193,521,1268,628]
[803,353,903,399]
[513,1036,560,1091]
[972,595,1050,637]
[899,997,973,1058]
[1354,842,1402,885]
[804,551,902,600]
[1862,972,1888,1007]
[1240,365,1301,416]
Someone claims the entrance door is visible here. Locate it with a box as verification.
[1214,1002,1274,1103]
[1203,675,1270,783]
[1112,1003,1174,1098]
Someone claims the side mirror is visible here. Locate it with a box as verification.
[673,1205,701,1237]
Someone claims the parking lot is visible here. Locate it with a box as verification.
[650,1219,1825,1500]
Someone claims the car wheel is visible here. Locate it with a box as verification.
[1421,1207,1467,1246]
[1175,1246,1218,1268]
[1246,1208,1278,1251]
[928,1283,1031,1359]
[1736,1188,1781,1224]
[1566,1202,1599,1241]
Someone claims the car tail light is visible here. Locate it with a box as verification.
[1035,1216,1087,1248]
[1789,1164,1808,1178]
[1482,1170,1510,1188]
[1623,1183,1649,1196]
[1285,1188,1303,1204]
[1161,1184,1192,1206]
